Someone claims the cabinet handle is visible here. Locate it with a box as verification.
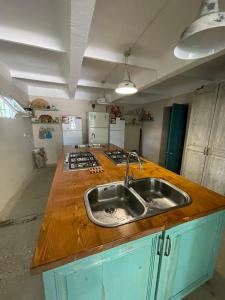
[204,146,210,156]
[164,236,172,257]
[157,235,164,256]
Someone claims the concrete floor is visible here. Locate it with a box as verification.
[0,165,224,300]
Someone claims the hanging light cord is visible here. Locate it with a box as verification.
[130,0,170,52]
[104,0,169,83]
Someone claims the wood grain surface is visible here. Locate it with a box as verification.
[31,145,225,274]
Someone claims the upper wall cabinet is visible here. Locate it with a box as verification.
[181,85,218,184]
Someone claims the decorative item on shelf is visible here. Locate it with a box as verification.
[31,98,49,109]
[137,108,154,122]
[38,114,53,123]
[55,117,60,123]
[107,105,122,119]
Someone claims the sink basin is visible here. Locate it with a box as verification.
[84,178,191,227]
[129,178,191,210]
[84,182,146,227]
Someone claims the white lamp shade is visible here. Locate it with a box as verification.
[175,12,225,60]
[115,80,138,95]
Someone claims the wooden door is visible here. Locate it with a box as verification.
[43,233,160,300]
[155,212,225,300]
[181,85,218,184]
[202,83,225,194]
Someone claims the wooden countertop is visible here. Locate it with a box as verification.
[31,145,225,274]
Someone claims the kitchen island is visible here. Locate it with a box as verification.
[32,145,225,300]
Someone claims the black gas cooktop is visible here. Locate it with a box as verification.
[104,150,141,165]
[64,152,100,171]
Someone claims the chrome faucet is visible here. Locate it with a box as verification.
[125,152,142,187]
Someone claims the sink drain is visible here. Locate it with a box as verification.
[105,207,116,214]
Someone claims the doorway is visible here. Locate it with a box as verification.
[160,103,188,174]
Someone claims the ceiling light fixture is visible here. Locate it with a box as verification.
[174,0,225,60]
[115,49,138,95]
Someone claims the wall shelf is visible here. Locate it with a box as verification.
[32,108,59,112]
[32,122,61,125]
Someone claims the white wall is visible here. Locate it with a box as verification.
[0,69,34,214]
[142,93,193,164]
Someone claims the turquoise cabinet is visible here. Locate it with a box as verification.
[156,211,225,300]
[43,232,160,300]
[43,211,225,300]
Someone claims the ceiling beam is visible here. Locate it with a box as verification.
[11,70,67,84]
[67,0,96,98]
[84,47,158,71]
[78,79,116,90]
[0,26,66,53]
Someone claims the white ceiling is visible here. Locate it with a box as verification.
[1,0,225,104]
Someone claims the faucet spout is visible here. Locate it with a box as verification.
[124,152,142,187]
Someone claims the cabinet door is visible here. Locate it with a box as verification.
[43,233,160,300]
[156,212,225,300]
[202,83,225,194]
[181,85,218,183]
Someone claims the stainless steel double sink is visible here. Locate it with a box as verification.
[84,178,192,227]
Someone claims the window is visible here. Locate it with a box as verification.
[0,97,16,118]
[0,95,26,119]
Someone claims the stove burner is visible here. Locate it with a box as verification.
[65,152,100,171]
[104,150,142,165]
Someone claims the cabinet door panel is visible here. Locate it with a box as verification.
[43,233,160,300]
[156,212,225,300]
[202,156,225,195]
[181,85,218,183]
[181,149,206,184]
[202,83,225,194]
[185,86,217,150]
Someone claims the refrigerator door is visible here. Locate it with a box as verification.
[63,130,83,146]
[110,130,124,148]
[89,128,109,144]
[88,112,109,128]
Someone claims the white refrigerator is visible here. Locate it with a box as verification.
[62,116,83,146]
[87,112,109,144]
[110,118,125,148]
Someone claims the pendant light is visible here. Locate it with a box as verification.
[174,0,225,60]
[115,50,138,95]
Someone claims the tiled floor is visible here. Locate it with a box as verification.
[0,165,224,300]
